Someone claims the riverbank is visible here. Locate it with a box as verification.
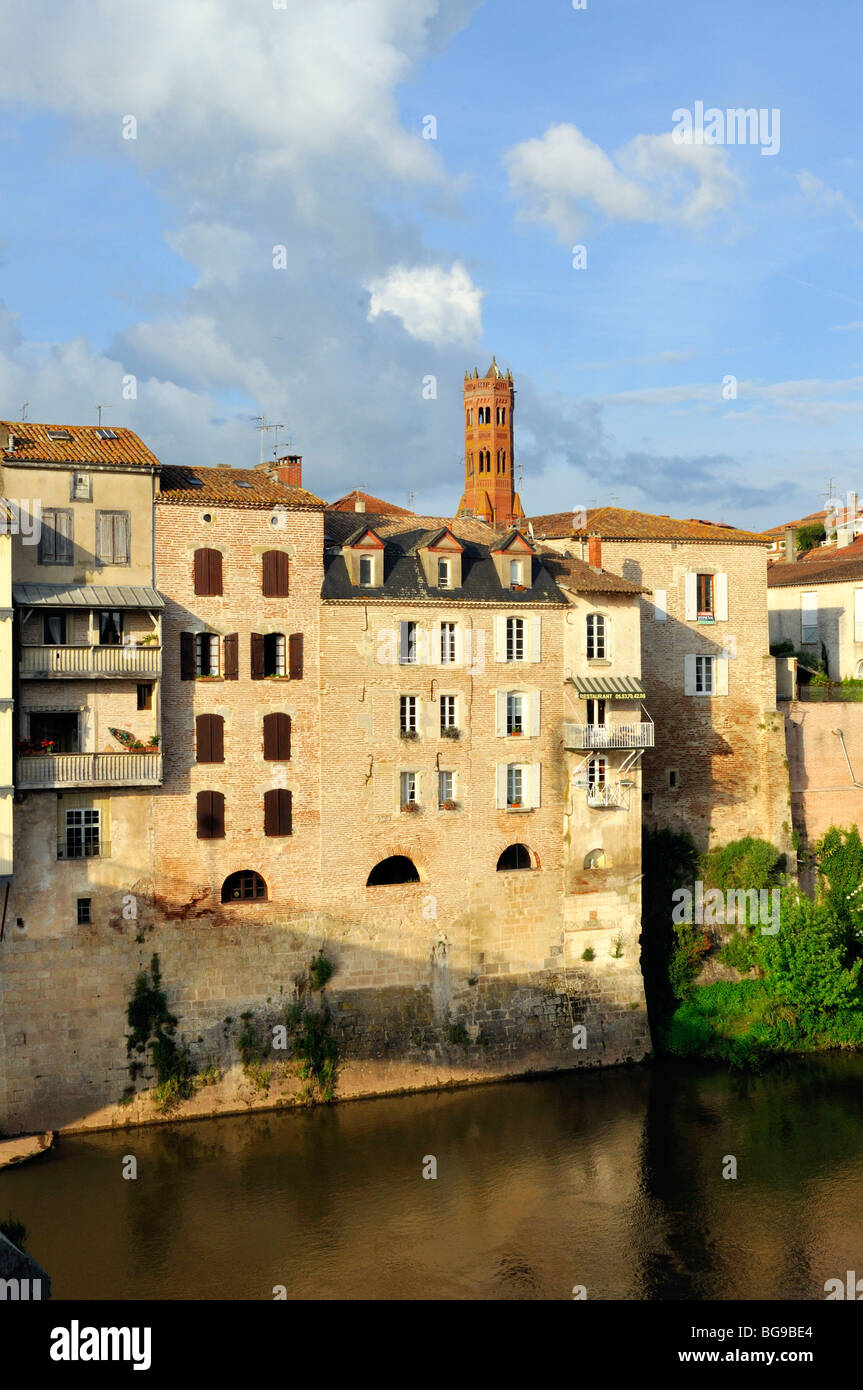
[0,1130,55,1169]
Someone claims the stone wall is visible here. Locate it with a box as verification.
[784,699,863,855]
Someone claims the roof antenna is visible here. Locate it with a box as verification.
[407,490,416,509]
[95,405,110,427]
[19,402,28,421]
[255,419,286,465]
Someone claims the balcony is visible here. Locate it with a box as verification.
[586,781,629,809]
[19,644,162,679]
[16,752,162,789]
[565,722,654,750]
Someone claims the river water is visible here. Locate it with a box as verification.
[4,1056,863,1300]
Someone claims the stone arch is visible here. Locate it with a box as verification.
[496,843,535,872]
[366,855,421,886]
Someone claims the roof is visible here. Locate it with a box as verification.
[527,506,771,545]
[13,582,164,609]
[763,509,830,539]
[157,465,325,510]
[322,517,567,606]
[328,490,415,516]
[541,553,648,594]
[768,543,863,588]
[568,674,646,698]
[324,511,500,547]
[1,422,161,470]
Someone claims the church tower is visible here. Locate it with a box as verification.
[457,357,524,528]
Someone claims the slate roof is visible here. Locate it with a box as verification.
[324,511,498,547]
[1,421,161,469]
[157,465,326,510]
[527,506,771,545]
[322,517,567,605]
[328,489,415,516]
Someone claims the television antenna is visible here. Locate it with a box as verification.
[255,419,287,464]
[95,405,110,426]
[19,402,28,421]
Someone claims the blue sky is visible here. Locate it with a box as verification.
[0,0,861,528]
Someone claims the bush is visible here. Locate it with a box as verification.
[701,836,784,892]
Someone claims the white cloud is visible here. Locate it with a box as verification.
[504,122,739,241]
[365,262,483,345]
[796,170,863,231]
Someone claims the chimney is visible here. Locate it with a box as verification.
[851,491,859,539]
[354,497,366,513]
[588,534,602,569]
[784,526,797,563]
[267,454,302,488]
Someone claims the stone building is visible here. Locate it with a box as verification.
[0,484,11,886]
[528,508,791,853]
[767,527,863,682]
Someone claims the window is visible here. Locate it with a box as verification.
[438,558,450,588]
[400,695,418,734]
[587,757,606,790]
[262,550,290,597]
[584,848,606,869]
[440,694,456,732]
[509,559,523,586]
[440,622,456,664]
[360,554,373,587]
[801,591,818,645]
[586,613,607,660]
[47,428,72,442]
[667,768,679,789]
[438,770,454,806]
[367,855,420,886]
[137,683,153,711]
[31,711,77,752]
[263,712,291,760]
[506,692,524,735]
[263,633,286,677]
[695,655,714,694]
[71,471,91,501]
[196,713,224,763]
[196,633,220,676]
[506,616,524,661]
[64,809,101,859]
[400,770,418,806]
[264,788,292,836]
[76,897,92,925]
[98,610,123,646]
[39,508,73,565]
[497,843,532,871]
[196,790,225,839]
[586,698,606,727]
[221,870,266,902]
[95,510,130,565]
[194,548,223,597]
[507,764,524,807]
[400,620,418,664]
[95,427,117,441]
[496,406,506,425]
[478,406,490,425]
[43,613,67,645]
[697,573,714,617]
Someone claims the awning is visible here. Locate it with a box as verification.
[12,583,164,610]
[568,674,646,699]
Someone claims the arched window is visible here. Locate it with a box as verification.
[586,613,607,660]
[497,843,532,871]
[221,870,267,902]
[584,848,607,869]
[366,855,420,886]
[497,406,506,425]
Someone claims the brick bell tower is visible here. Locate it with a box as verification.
[457,357,524,528]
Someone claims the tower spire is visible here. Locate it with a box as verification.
[456,357,523,528]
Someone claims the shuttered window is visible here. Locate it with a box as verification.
[289,633,303,679]
[264,787,292,836]
[194,548,223,596]
[39,508,74,564]
[262,550,290,597]
[180,631,196,680]
[263,712,291,760]
[196,790,225,839]
[95,510,130,565]
[250,633,265,679]
[196,714,224,763]
[223,633,238,679]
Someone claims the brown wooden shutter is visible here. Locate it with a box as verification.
[263,712,291,760]
[262,550,289,597]
[209,548,223,595]
[180,631,196,680]
[264,788,292,836]
[288,632,303,679]
[250,633,265,679]
[210,715,224,762]
[196,714,224,763]
[196,713,211,763]
[196,790,225,839]
[223,633,238,679]
[194,548,223,596]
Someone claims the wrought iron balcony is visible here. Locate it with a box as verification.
[585,781,629,808]
[565,722,654,750]
[19,644,161,679]
[16,752,162,789]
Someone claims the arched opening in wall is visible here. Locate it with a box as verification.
[497,843,533,871]
[221,870,267,903]
[584,848,607,869]
[366,855,420,886]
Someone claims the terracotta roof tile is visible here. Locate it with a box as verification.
[157,465,326,510]
[324,511,502,546]
[540,552,648,594]
[527,506,771,545]
[1,421,161,469]
[328,490,415,516]
[768,547,863,587]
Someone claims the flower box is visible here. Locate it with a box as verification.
[17,739,55,755]
[440,800,459,811]
[400,729,418,740]
[401,801,420,813]
[441,726,461,740]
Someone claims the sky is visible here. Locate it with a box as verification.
[0,0,862,529]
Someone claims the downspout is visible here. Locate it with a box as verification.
[832,728,863,788]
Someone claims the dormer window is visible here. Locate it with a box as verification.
[438,558,450,588]
[360,555,373,587]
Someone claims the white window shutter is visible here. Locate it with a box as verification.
[527,762,541,808]
[654,589,667,622]
[715,573,728,621]
[496,691,507,737]
[684,572,697,620]
[684,654,696,695]
[855,589,863,642]
[496,763,507,809]
[453,624,464,666]
[527,614,541,662]
[716,655,729,695]
[493,614,506,662]
[431,622,442,665]
[529,689,541,737]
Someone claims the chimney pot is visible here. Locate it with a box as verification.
[268,454,302,488]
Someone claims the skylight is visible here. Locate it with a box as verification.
[235,480,253,488]
[185,477,204,488]
[47,429,72,442]
[96,427,118,440]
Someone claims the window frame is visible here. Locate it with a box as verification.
[586,613,607,661]
[506,616,525,661]
[39,507,74,565]
[506,691,525,735]
[506,763,524,808]
[400,770,418,806]
[440,693,457,732]
[95,509,130,566]
[400,694,418,734]
[195,632,221,677]
[694,654,715,694]
[438,769,454,806]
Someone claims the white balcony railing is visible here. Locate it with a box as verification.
[586,781,628,808]
[19,645,161,678]
[565,722,654,750]
[16,752,162,789]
